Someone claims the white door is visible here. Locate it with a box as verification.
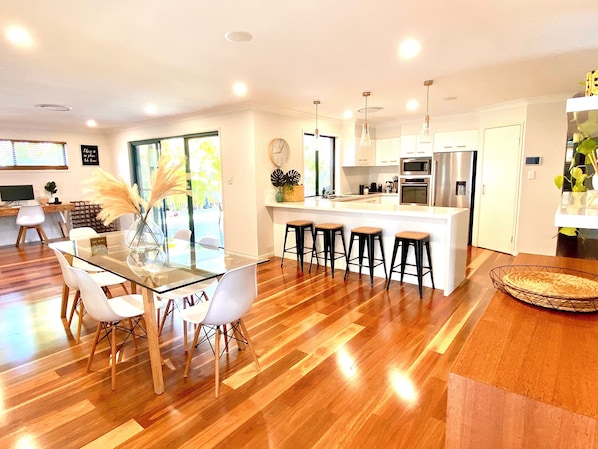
[477,125,522,254]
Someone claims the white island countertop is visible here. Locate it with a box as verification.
[266,195,467,219]
[266,195,470,296]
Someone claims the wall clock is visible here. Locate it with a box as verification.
[268,138,290,167]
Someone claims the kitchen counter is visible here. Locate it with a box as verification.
[266,197,469,295]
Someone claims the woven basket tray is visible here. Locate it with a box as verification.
[489,265,598,313]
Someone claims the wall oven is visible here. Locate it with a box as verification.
[400,177,431,205]
[400,157,432,176]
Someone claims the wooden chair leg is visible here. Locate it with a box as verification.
[68,291,80,326]
[215,326,221,398]
[76,298,84,343]
[87,322,102,371]
[184,324,202,377]
[35,225,49,244]
[60,283,70,318]
[239,319,260,371]
[158,300,173,336]
[111,324,117,391]
[15,226,24,247]
[120,282,129,295]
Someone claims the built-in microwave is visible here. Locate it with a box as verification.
[400,157,432,176]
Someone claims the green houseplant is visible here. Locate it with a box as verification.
[270,169,302,202]
[554,108,598,237]
[44,181,57,202]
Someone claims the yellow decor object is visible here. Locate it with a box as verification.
[283,185,304,202]
[587,70,598,96]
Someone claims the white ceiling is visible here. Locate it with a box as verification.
[1,0,597,130]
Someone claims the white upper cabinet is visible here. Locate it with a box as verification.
[343,140,376,166]
[433,130,479,152]
[400,135,433,157]
[375,138,400,166]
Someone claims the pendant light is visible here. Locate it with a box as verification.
[359,92,372,150]
[313,100,320,149]
[421,80,433,143]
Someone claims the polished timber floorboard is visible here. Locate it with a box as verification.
[0,243,514,449]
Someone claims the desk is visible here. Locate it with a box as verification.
[50,231,259,395]
[0,203,75,237]
[446,253,598,449]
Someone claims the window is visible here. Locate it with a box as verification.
[0,139,68,170]
[303,133,335,197]
[130,132,223,243]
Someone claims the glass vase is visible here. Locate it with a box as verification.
[275,187,284,202]
[125,216,165,251]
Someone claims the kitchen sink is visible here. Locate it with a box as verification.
[326,194,358,200]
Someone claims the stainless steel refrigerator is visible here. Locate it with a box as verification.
[433,151,477,244]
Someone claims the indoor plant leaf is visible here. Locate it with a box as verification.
[554,175,564,189]
[270,168,285,187]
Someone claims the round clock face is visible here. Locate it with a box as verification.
[268,138,290,167]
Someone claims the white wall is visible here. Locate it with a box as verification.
[0,124,111,245]
[516,99,567,255]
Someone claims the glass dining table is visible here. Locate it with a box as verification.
[50,231,260,394]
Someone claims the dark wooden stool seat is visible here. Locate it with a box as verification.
[281,220,314,271]
[344,226,387,287]
[386,231,435,298]
[309,223,347,278]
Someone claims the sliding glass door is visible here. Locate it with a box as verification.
[130,132,222,244]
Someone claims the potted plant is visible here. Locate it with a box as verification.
[554,105,598,238]
[44,181,58,203]
[270,169,303,202]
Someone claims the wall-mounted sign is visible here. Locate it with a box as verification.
[81,145,99,166]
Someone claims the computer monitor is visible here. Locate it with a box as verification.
[0,185,35,202]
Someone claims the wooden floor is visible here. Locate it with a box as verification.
[0,242,514,449]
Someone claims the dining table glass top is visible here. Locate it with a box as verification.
[50,231,260,294]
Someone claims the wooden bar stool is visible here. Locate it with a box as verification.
[309,223,347,278]
[386,231,435,298]
[281,220,314,271]
[344,227,387,287]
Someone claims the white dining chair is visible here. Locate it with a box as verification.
[15,204,48,247]
[52,248,130,343]
[68,226,105,272]
[181,263,260,397]
[157,234,218,344]
[71,267,163,390]
[69,226,98,240]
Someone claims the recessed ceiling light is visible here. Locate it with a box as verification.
[86,119,97,127]
[233,82,248,96]
[6,25,33,47]
[35,104,72,112]
[343,110,353,119]
[406,99,419,111]
[224,31,253,43]
[398,38,420,60]
[444,96,458,101]
[144,104,157,115]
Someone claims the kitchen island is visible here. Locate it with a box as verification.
[266,195,469,295]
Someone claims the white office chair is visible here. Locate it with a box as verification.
[71,267,163,391]
[181,263,260,397]
[52,248,130,343]
[15,204,48,247]
[157,234,218,344]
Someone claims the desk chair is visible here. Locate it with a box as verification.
[15,205,48,247]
